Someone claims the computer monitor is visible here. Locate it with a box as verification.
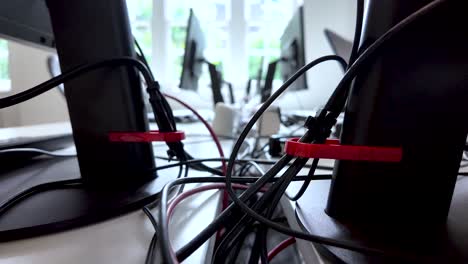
[179,9,206,92]
[0,0,167,241]
[324,29,352,71]
[279,5,307,91]
[0,0,54,49]
[179,9,225,105]
[1,0,154,185]
[261,6,306,103]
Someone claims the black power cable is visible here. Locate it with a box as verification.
[219,1,446,263]
[142,207,159,264]
[0,179,83,217]
[0,57,154,109]
[287,0,364,203]
[173,1,446,262]
[157,175,331,263]
[348,0,365,65]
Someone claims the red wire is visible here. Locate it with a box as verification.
[267,237,296,261]
[162,94,230,243]
[162,93,227,176]
[165,183,267,264]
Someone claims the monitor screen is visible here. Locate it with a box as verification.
[324,29,352,71]
[0,0,54,49]
[179,9,206,91]
[279,6,307,91]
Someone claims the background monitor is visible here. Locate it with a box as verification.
[279,6,307,91]
[0,0,54,49]
[47,54,65,93]
[255,56,265,95]
[324,29,352,71]
[179,9,206,91]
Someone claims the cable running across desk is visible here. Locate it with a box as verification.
[0,1,448,263]
[161,1,447,263]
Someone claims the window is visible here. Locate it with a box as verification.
[246,0,294,80]
[0,39,10,92]
[126,0,298,90]
[127,0,153,64]
[166,0,230,84]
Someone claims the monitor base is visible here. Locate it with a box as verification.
[294,179,468,263]
[0,157,177,242]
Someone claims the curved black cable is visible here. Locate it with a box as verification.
[142,207,158,264]
[134,38,151,77]
[288,0,365,202]
[0,179,83,217]
[0,57,153,109]
[159,174,331,263]
[349,0,365,65]
[220,1,446,262]
[287,158,319,201]
[324,0,445,116]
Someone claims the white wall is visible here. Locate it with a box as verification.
[278,0,357,111]
[0,42,69,127]
[0,1,358,127]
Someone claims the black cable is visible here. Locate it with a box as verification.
[0,179,83,216]
[145,234,158,264]
[287,158,319,201]
[0,57,154,109]
[156,154,333,173]
[134,38,151,76]
[248,228,267,264]
[158,174,331,263]
[348,0,365,65]
[143,206,158,230]
[324,0,446,117]
[221,55,345,254]
[287,0,365,203]
[175,156,308,261]
[226,224,258,264]
[0,148,76,157]
[258,226,269,264]
[177,164,190,195]
[183,152,224,176]
[219,1,446,262]
[142,207,158,264]
[213,158,310,262]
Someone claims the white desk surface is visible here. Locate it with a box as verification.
[0,122,233,264]
[280,160,336,264]
[0,120,337,264]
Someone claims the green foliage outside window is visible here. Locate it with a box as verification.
[0,40,8,80]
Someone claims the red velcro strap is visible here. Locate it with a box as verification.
[285,138,402,162]
[109,131,185,143]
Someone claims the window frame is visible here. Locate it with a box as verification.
[132,0,302,90]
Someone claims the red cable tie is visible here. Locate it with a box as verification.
[285,138,402,162]
[108,130,185,143]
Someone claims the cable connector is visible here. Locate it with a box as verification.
[304,110,337,141]
[166,149,177,162]
[146,81,163,103]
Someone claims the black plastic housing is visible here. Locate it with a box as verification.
[46,0,156,186]
[327,0,468,226]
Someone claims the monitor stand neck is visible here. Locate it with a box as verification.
[204,60,225,106]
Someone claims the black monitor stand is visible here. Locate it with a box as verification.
[223,81,235,105]
[0,0,179,242]
[295,1,468,262]
[205,60,225,105]
[261,58,289,103]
